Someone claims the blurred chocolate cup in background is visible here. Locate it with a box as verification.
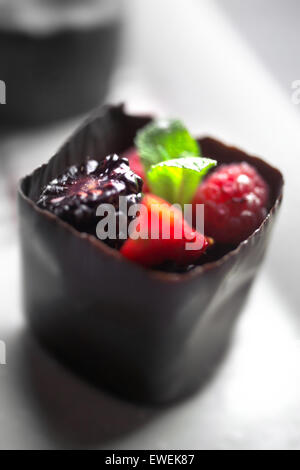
[0,0,122,128]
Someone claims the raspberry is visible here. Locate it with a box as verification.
[37,154,143,248]
[193,162,269,244]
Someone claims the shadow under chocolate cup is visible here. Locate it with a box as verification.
[18,104,284,404]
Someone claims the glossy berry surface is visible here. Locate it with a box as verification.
[37,155,143,247]
[123,148,149,192]
[121,194,211,268]
[193,162,269,245]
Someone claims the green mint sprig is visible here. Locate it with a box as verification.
[135,118,217,206]
[135,119,201,172]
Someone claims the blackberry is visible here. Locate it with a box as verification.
[37,155,143,248]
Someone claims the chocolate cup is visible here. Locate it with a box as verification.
[18,105,284,404]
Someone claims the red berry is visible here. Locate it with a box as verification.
[123,148,149,192]
[121,194,210,267]
[193,162,269,244]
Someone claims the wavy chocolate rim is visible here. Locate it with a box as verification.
[19,105,284,283]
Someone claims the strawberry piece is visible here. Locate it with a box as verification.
[123,148,149,192]
[121,194,210,267]
[193,162,269,244]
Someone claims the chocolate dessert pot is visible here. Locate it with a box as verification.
[18,105,283,404]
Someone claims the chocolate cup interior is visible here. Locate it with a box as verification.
[19,105,283,404]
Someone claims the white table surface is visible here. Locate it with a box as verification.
[0,0,299,450]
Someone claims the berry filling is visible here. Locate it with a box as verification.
[37,119,270,271]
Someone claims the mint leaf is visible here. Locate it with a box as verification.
[147,157,217,206]
[135,119,201,172]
